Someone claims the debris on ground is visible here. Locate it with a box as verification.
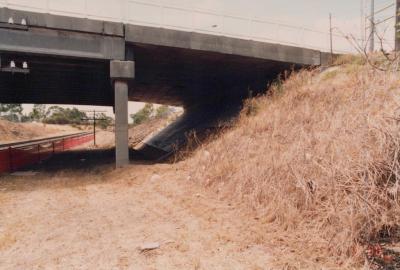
[138,242,161,253]
[10,171,38,177]
[366,243,400,270]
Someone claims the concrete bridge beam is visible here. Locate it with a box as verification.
[110,61,135,168]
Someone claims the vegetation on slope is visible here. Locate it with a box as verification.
[187,56,400,268]
[130,103,175,126]
[0,119,78,143]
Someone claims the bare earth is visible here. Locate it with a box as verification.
[0,161,271,270]
[0,120,82,143]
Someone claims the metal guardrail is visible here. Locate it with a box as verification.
[0,132,94,173]
[0,132,92,150]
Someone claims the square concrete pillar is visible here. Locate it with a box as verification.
[114,80,129,167]
[110,61,135,168]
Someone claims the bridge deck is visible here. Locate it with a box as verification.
[0,7,324,64]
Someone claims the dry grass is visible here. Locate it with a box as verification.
[129,112,182,147]
[0,231,17,251]
[0,120,79,143]
[333,54,366,66]
[129,118,169,146]
[187,58,400,268]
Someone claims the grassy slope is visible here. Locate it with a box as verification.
[187,56,400,268]
[0,120,78,143]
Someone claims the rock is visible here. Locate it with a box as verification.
[139,242,160,253]
[150,174,161,182]
[202,150,211,160]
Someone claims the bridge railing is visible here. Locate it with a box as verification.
[122,1,357,53]
[0,0,374,54]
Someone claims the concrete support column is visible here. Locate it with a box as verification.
[114,80,129,167]
[110,60,135,168]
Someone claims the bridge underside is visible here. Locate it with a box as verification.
[130,44,297,106]
[0,45,296,107]
[0,7,324,163]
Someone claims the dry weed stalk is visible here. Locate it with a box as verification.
[339,23,400,72]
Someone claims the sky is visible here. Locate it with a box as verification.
[8,0,396,120]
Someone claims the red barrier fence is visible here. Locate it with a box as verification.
[0,133,94,173]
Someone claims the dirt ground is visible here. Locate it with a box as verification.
[0,120,82,143]
[0,132,272,270]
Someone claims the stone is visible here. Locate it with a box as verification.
[139,242,160,253]
[150,174,161,182]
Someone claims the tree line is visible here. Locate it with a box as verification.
[0,103,175,127]
[0,104,113,129]
[130,104,173,126]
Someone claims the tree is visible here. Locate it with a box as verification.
[0,104,23,115]
[0,104,23,122]
[20,115,32,123]
[130,103,154,125]
[155,105,170,119]
[44,106,87,125]
[29,104,47,122]
[97,113,114,129]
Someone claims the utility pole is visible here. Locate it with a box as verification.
[81,110,108,147]
[361,0,366,47]
[93,110,97,146]
[396,0,400,51]
[329,13,333,59]
[369,0,375,52]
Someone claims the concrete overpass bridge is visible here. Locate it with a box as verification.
[0,3,331,167]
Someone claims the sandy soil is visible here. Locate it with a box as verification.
[0,120,82,143]
[0,122,272,269]
[0,162,271,270]
[84,131,116,149]
[82,118,171,150]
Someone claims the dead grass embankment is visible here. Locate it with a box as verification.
[187,58,400,268]
[0,120,79,143]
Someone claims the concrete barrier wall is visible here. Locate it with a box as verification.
[0,0,124,21]
[0,0,353,53]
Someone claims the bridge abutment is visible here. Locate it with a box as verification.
[110,61,135,168]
